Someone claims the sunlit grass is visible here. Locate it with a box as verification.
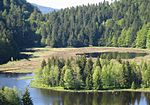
[17,76,33,80]
[0,47,150,73]
[30,81,150,93]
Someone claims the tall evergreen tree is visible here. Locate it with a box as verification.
[93,66,102,89]
[22,88,33,105]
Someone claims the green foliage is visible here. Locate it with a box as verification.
[64,68,74,89]
[131,82,136,89]
[34,56,150,90]
[0,87,21,105]
[84,58,93,89]
[136,24,150,48]
[32,0,150,48]
[22,88,33,105]
[118,28,133,47]
[85,74,93,90]
[146,30,150,49]
[122,61,133,88]
[93,66,102,89]
[41,59,46,69]
[1,0,150,64]
[101,65,114,89]
[142,65,150,88]
[0,0,40,64]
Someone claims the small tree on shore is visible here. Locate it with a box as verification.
[41,59,46,69]
[22,88,33,105]
[131,82,136,89]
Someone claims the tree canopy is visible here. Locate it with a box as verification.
[32,0,150,48]
[33,56,150,90]
[0,0,40,64]
[0,0,150,64]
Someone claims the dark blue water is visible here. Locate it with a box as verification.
[0,73,150,105]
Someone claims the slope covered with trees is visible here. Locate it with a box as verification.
[33,0,150,48]
[0,0,40,64]
[0,0,150,64]
[33,56,150,90]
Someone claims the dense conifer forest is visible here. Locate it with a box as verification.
[0,0,150,63]
[35,0,150,48]
[0,0,41,63]
[0,0,150,104]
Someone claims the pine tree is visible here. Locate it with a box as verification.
[85,74,93,90]
[131,81,136,89]
[146,30,150,49]
[22,88,33,105]
[41,59,46,69]
[84,58,93,84]
[136,24,148,48]
[93,66,102,90]
[64,68,74,89]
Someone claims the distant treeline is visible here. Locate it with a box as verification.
[33,0,150,48]
[34,56,150,90]
[0,0,150,64]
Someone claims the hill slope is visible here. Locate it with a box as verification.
[0,0,150,64]
[0,0,40,64]
[32,0,150,48]
[32,3,58,14]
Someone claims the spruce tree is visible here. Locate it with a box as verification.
[41,59,46,69]
[131,81,136,89]
[22,88,33,105]
[93,66,102,90]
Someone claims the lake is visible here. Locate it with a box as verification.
[0,73,150,105]
[76,52,148,59]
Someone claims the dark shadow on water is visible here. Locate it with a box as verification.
[76,52,148,59]
[17,53,32,60]
[0,72,32,77]
[15,53,39,61]
[0,49,38,65]
[21,49,36,53]
[36,89,150,105]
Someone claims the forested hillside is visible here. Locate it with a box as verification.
[0,0,40,64]
[0,0,150,64]
[33,0,150,48]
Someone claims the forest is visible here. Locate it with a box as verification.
[0,0,150,104]
[34,0,150,48]
[0,87,33,105]
[33,56,150,90]
[0,0,40,64]
[0,0,150,64]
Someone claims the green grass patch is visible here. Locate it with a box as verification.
[30,81,150,93]
[18,76,33,80]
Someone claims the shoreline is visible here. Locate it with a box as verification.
[30,81,150,93]
[0,47,150,74]
[0,71,33,74]
[0,71,32,74]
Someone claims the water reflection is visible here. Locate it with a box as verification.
[0,73,150,105]
[76,52,148,59]
[35,89,150,105]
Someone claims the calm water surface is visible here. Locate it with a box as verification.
[0,73,150,105]
[76,52,148,59]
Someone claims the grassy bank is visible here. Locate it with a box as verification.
[0,47,150,73]
[17,76,33,80]
[30,81,150,93]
